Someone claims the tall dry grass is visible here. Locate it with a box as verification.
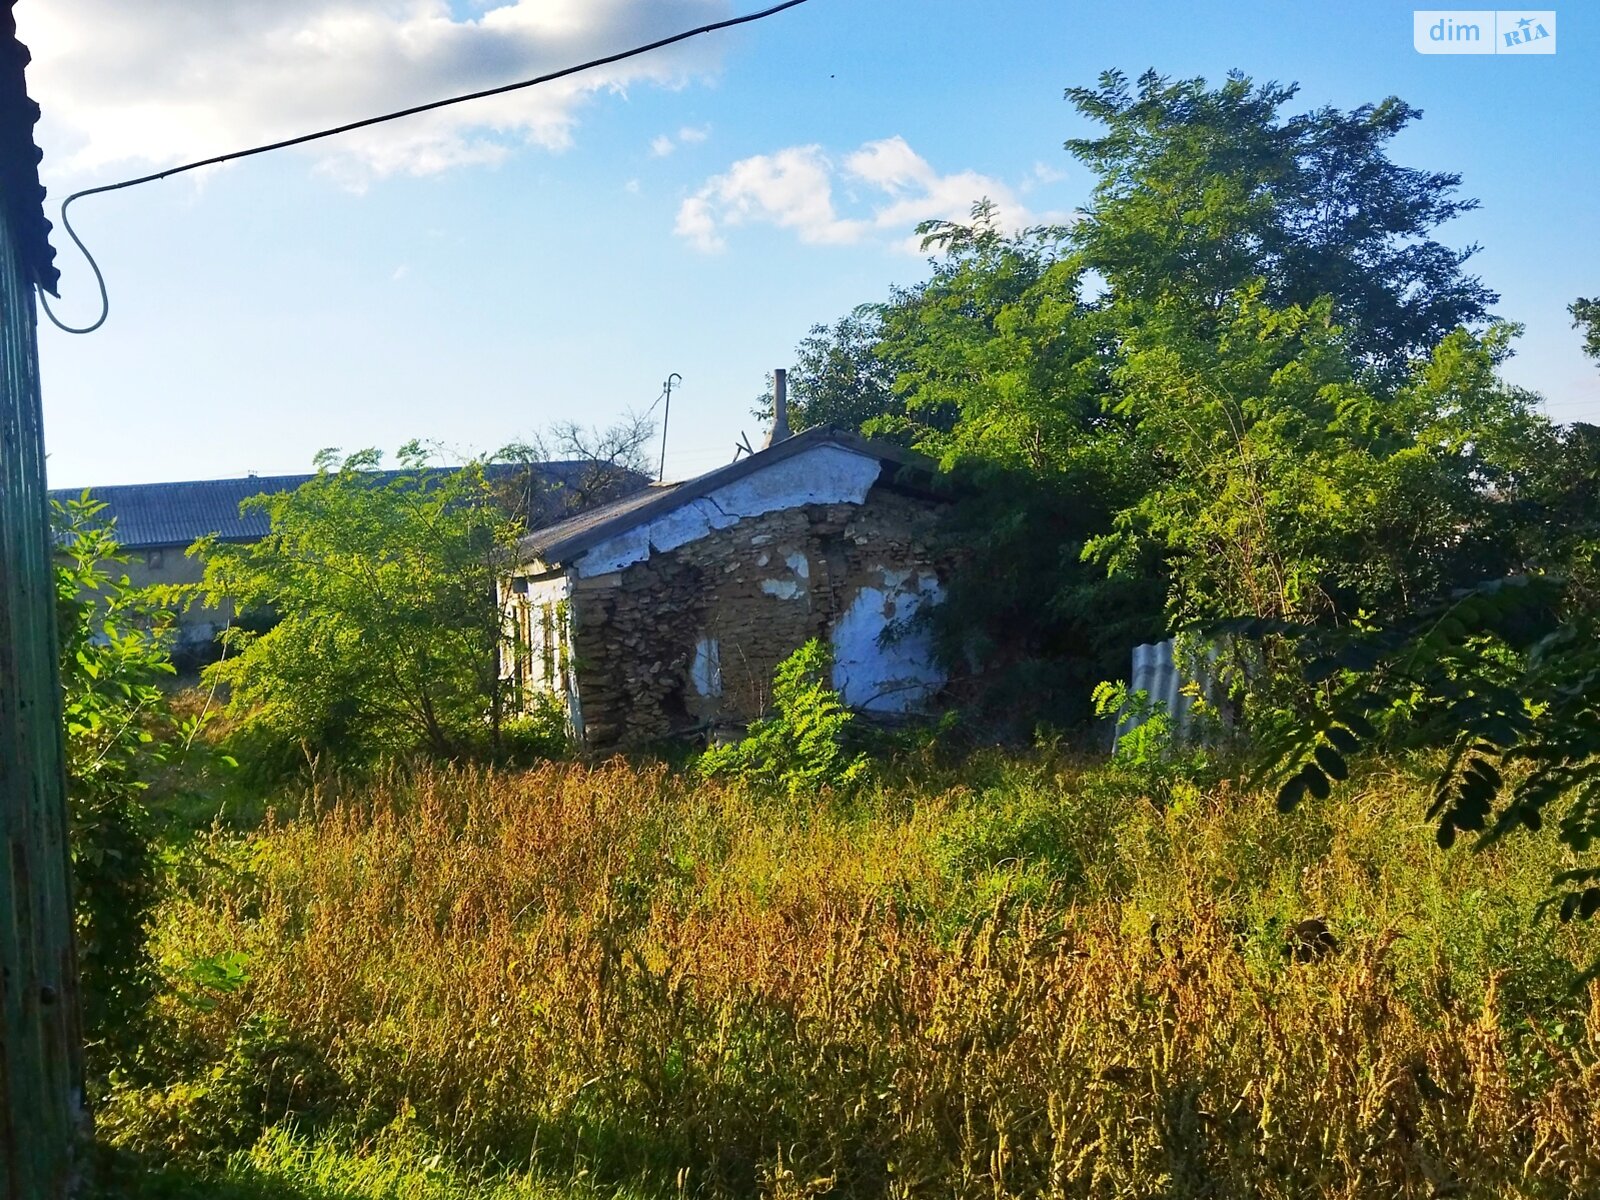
[113,758,1600,1198]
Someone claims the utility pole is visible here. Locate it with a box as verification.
[0,31,86,1195]
[658,372,681,482]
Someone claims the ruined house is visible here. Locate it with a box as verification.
[503,419,951,747]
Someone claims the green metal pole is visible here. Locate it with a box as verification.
[0,182,84,1197]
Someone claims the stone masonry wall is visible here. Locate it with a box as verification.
[567,485,945,746]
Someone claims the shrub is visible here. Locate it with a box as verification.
[698,640,869,795]
[1090,679,1212,806]
[196,446,522,769]
[53,495,202,1070]
[494,695,572,766]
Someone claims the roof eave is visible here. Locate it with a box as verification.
[519,427,939,568]
[0,9,58,293]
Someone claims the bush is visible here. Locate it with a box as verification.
[1090,679,1212,806]
[54,495,201,1070]
[698,640,869,795]
[494,696,572,766]
[197,446,522,770]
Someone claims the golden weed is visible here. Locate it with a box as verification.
[125,759,1600,1198]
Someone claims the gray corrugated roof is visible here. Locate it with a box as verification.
[1,2,58,291]
[50,461,628,550]
[518,427,936,567]
[52,473,322,549]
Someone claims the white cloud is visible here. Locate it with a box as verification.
[624,177,641,193]
[1019,161,1068,195]
[673,144,867,252]
[843,136,937,194]
[676,135,1066,254]
[674,195,722,251]
[649,123,709,157]
[17,0,732,183]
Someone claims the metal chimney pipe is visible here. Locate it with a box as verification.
[765,368,790,448]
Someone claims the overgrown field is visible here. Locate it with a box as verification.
[106,756,1600,1198]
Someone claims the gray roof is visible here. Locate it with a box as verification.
[52,473,328,549]
[50,461,623,550]
[518,427,937,567]
[1,1,58,291]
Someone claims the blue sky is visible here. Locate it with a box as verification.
[19,0,1598,488]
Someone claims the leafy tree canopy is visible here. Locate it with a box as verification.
[198,444,522,768]
[54,496,196,1064]
[1066,68,1496,377]
[1093,295,1548,633]
[1572,297,1600,365]
[753,307,904,435]
[764,69,1541,730]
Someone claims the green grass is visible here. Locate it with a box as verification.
[96,1124,636,1200]
[101,751,1600,1198]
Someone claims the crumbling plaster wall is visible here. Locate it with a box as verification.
[566,484,947,746]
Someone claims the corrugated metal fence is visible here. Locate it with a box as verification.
[0,193,83,1192]
[1116,637,1235,749]
[1129,640,1190,733]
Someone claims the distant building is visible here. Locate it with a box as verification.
[503,426,952,747]
[52,461,644,656]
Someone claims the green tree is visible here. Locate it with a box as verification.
[1059,69,1548,719]
[883,206,1094,463]
[754,307,905,435]
[54,496,186,1064]
[1091,297,1546,635]
[198,444,522,767]
[1518,422,1600,606]
[759,202,1069,446]
[1066,69,1496,377]
[765,72,1531,727]
[876,206,1161,719]
[1571,297,1600,364]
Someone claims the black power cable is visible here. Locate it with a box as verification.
[39,0,813,334]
